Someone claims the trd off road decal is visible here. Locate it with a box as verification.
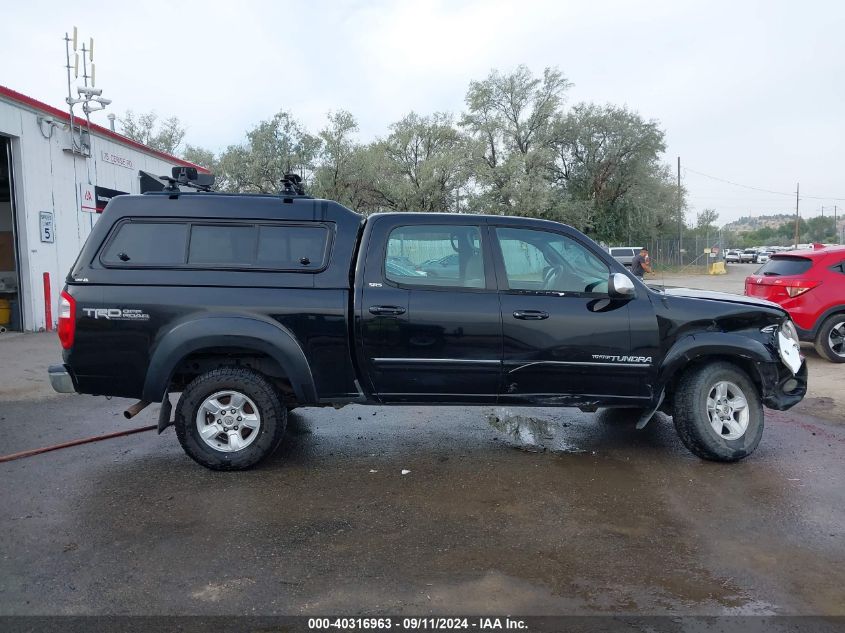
[592,354,652,364]
[82,308,150,321]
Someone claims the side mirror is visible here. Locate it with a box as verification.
[609,272,636,298]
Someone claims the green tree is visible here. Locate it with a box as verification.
[696,209,719,235]
[215,111,321,193]
[119,110,186,155]
[806,216,835,242]
[182,145,217,172]
[310,111,376,210]
[548,103,680,242]
[462,65,570,215]
[365,112,470,213]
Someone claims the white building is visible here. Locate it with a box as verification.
[0,85,206,332]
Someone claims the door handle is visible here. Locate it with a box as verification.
[512,310,549,320]
[369,305,406,316]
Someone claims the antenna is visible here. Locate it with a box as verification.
[63,27,111,156]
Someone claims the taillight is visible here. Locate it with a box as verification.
[783,280,821,298]
[57,290,76,349]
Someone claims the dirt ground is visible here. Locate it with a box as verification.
[648,263,843,424]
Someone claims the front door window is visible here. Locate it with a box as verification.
[495,227,609,294]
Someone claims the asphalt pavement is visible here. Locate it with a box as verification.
[0,393,843,616]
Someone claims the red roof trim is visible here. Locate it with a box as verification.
[0,85,210,173]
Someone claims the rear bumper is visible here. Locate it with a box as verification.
[759,360,807,411]
[48,364,77,394]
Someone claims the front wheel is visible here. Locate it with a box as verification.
[673,362,763,462]
[814,315,845,363]
[175,367,287,470]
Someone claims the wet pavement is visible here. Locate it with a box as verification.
[0,394,843,616]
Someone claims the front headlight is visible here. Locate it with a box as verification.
[777,319,802,375]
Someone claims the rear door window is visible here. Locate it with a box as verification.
[101,222,188,265]
[757,256,813,276]
[385,225,485,288]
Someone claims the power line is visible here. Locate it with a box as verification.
[683,166,845,201]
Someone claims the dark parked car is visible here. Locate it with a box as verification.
[50,189,806,470]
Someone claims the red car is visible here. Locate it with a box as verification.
[745,245,845,362]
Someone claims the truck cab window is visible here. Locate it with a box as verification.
[385,225,485,288]
[496,227,609,294]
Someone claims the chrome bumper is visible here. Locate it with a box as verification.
[48,364,76,394]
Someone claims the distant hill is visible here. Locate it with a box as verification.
[722,214,795,233]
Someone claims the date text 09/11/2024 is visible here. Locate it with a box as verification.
[307,617,528,630]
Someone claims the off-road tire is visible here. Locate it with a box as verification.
[175,367,287,471]
[813,314,845,363]
[673,362,763,462]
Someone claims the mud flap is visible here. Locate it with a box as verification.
[636,390,665,430]
[157,395,173,434]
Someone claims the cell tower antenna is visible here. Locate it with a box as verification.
[63,28,111,155]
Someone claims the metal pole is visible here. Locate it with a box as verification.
[677,156,682,265]
[794,183,800,248]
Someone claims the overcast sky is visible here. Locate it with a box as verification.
[2,0,843,224]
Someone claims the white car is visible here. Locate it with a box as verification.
[757,251,771,263]
[740,249,757,263]
[726,250,741,263]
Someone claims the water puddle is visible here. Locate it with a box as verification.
[485,408,585,454]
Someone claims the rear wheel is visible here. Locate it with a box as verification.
[814,315,845,363]
[673,362,763,462]
[175,367,287,470]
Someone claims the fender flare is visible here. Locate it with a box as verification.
[655,331,775,394]
[142,314,317,404]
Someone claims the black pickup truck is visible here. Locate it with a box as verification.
[49,189,807,470]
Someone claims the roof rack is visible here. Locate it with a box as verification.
[159,166,215,192]
[281,173,309,197]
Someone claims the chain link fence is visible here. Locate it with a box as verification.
[611,235,728,272]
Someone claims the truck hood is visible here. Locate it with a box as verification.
[652,286,782,310]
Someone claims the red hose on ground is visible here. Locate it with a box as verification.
[0,425,157,464]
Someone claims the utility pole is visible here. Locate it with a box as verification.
[677,156,682,265]
[793,183,800,248]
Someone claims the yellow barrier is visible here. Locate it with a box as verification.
[708,261,726,275]
[0,298,10,326]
